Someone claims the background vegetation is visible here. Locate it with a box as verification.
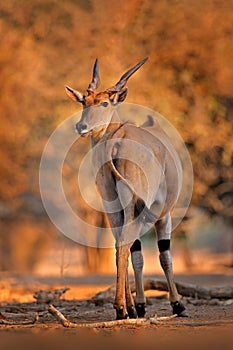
[0,0,232,273]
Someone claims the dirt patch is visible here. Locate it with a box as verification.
[0,273,232,349]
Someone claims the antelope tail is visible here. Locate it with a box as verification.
[107,136,157,224]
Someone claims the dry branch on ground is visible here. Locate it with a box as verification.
[33,288,70,304]
[48,304,177,328]
[92,279,233,305]
[141,279,233,299]
[0,311,39,325]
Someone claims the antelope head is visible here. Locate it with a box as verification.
[65,58,148,139]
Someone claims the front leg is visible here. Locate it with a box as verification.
[125,262,137,318]
[113,181,143,319]
[114,243,131,319]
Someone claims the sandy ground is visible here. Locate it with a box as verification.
[0,272,232,350]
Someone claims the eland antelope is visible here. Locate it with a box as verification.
[65,58,188,319]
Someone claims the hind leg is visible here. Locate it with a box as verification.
[155,213,188,317]
[130,239,146,317]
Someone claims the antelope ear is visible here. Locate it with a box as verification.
[65,85,84,103]
[110,88,128,105]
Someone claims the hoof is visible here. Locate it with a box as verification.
[127,305,137,319]
[178,309,189,317]
[114,305,128,320]
[171,301,188,317]
[136,303,146,318]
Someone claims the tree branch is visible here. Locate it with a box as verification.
[48,304,177,328]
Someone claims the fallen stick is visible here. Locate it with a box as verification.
[1,304,48,313]
[92,279,233,303]
[0,313,39,325]
[140,279,233,299]
[34,288,70,304]
[48,304,177,328]
[173,320,233,327]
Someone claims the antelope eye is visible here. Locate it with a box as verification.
[102,101,109,107]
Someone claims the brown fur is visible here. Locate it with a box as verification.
[65,58,187,319]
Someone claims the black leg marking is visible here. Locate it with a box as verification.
[130,239,141,253]
[127,305,137,319]
[135,303,146,318]
[171,301,188,317]
[158,239,170,252]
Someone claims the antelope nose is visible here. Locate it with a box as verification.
[76,122,88,134]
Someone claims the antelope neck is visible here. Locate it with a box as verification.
[91,112,122,145]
